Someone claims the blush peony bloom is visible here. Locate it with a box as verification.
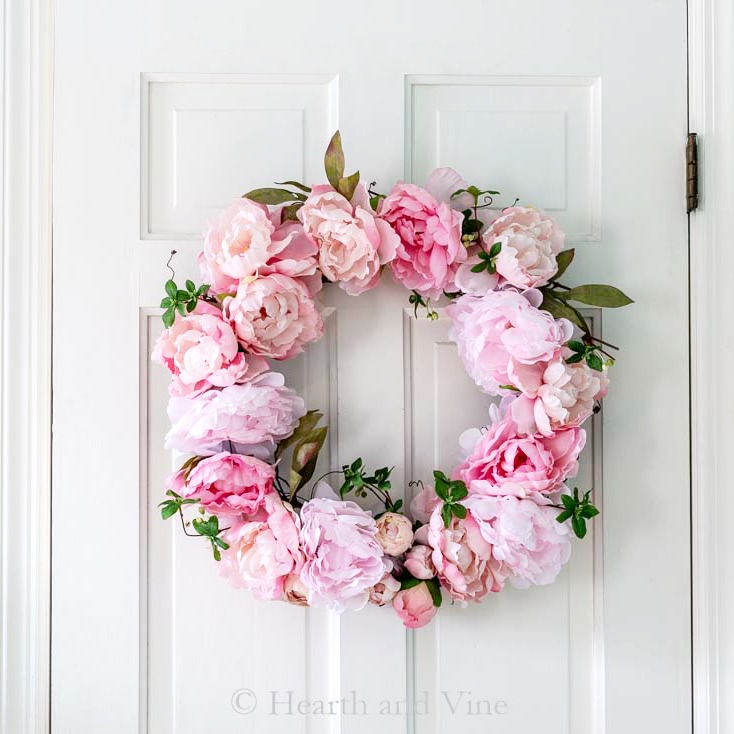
[403,542,437,580]
[299,184,399,295]
[409,484,442,525]
[484,207,565,289]
[392,582,438,629]
[165,371,306,456]
[369,573,401,606]
[298,498,387,612]
[375,512,414,556]
[455,415,586,499]
[447,290,573,395]
[166,452,275,519]
[510,352,609,436]
[223,273,323,360]
[425,506,506,605]
[219,495,304,600]
[380,172,465,299]
[464,495,572,587]
[152,301,268,397]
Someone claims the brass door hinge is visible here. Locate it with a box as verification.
[687,133,698,213]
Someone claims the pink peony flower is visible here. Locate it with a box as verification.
[409,484,442,525]
[375,512,414,556]
[368,573,401,606]
[484,207,565,289]
[152,301,268,397]
[425,506,506,604]
[455,415,585,499]
[447,290,573,395]
[166,452,275,519]
[453,251,500,296]
[464,495,572,587]
[380,172,465,299]
[403,541,437,580]
[392,582,438,629]
[509,352,609,436]
[165,371,306,456]
[299,184,399,295]
[220,495,304,599]
[223,273,323,360]
[283,574,309,607]
[299,498,387,612]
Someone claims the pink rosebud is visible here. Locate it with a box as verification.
[403,544,436,580]
[409,484,441,525]
[375,512,414,556]
[392,583,438,629]
[369,574,401,606]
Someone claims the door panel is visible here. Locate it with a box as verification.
[53,1,690,732]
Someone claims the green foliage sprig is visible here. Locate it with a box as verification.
[160,279,210,328]
[555,487,600,539]
[565,340,610,371]
[433,470,468,527]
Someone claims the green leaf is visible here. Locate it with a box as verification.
[565,353,585,365]
[186,299,197,313]
[281,202,302,222]
[470,262,488,273]
[290,426,328,497]
[213,546,221,562]
[391,499,403,512]
[499,384,521,393]
[400,577,422,590]
[276,410,324,459]
[586,352,604,372]
[451,503,467,519]
[488,241,502,258]
[196,284,210,297]
[351,458,363,472]
[552,248,575,281]
[561,494,576,510]
[580,504,600,519]
[165,279,177,298]
[337,170,360,201]
[185,279,196,293]
[441,504,453,528]
[213,536,229,550]
[243,187,301,205]
[567,340,585,353]
[274,180,312,193]
[571,515,587,539]
[425,578,443,608]
[160,503,179,520]
[540,291,590,336]
[162,308,175,328]
[563,284,634,308]
[556,509,573,523]
[324,131,345,190]
[176,302,187,317]
[160,297,173,308]
[449,481,468,501]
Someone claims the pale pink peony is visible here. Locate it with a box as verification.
[403,542,437,580]
[223,273,323,360]
[484,207,565,289]
[409,484,442,525]
[510,352,609,436]
[447,290,573,395]
[453,252,500,296]
[299,184,399,295]
[425,506,506,605]
[299,498,388,612]
[152,301,268,397]
[375,512,414,556]
[380,173,465,299]
[464,495,572,587]
[165,371,306,456]
[369,573,401,606]
[220,495,304,600]
[166,452,275,519]
[455,415,586,499]
[392,583,438,629]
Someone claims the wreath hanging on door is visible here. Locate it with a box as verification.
[153,132,631,627]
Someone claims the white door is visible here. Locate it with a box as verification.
[52,2,691,733]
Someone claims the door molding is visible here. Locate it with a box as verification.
[0,0,54,732]
[688,0,734,732]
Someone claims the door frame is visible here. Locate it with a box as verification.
[0,0,729,731]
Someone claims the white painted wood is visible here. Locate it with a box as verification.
[0,0,53,732]
[52,1,691,733]
[688,0,734,732]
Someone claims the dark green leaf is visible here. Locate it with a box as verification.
[324,131,345,190]
[391,499,403,512]
[338,170,360,201]
[552,248,575,281]
[185,279,196,292]
[586,352,604,372]
[452,503,467,519]
[540,291,590,336]
[556,509,573,523]
[281,202,302,222]
[561,494,576,510]
[580,504,600,519]
[425,578,443,608]
[470,262,488,273]
[176,302,187,317]
[274,180,312,193]
[186,299,197,313]
[165,279,177,298]
[160,297,173,308]
[565,353,585,364]
[563,284,634,308]
[441,504,453,528]
[213,536,230,550]
[213,547,221,562]
[243,187,301,205]
[449,481,468,501]
[571,515,587,539]
[400,577,422,590]
[162,308,175,328]
[567,340,585,353]
[160,503,179,520]
[196,284,210,297]
[488,242,502,257]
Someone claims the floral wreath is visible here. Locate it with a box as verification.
[154,131,632,628]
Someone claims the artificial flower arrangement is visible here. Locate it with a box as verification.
[153,131,632,628]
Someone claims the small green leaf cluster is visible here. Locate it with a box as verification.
[400,576,443,608]
[408,290,439,320]
[565,340,609,371]
[159,488,199,520]
[191,514,230,561]
[556,487,599,539]
[338,459,400,511]
[160,279,210,328]
[433,470,468,528]
[470,242,502,274]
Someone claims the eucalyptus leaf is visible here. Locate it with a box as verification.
[338,170,360,201]
[540,291,590,336]
[243,187,301,205]
[324,131,345,189]
[276,410,324,458]
[552,248,575,280]
[274,180,312,193]
[563,284,634,308]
